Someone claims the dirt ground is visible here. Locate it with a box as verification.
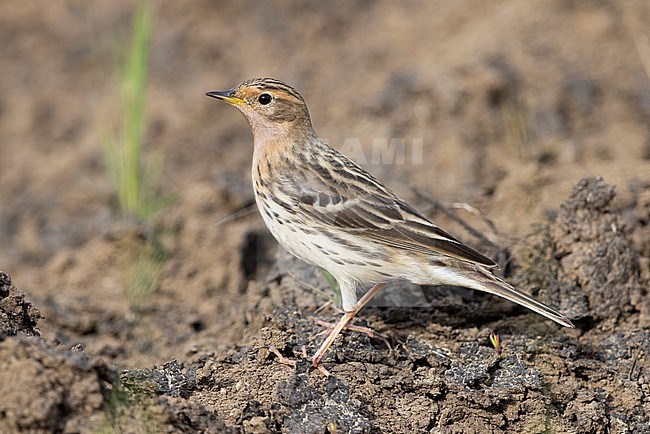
[1,1,649,433]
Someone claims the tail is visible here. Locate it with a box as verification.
[424,264,575,328]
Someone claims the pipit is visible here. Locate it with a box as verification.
[206,78,574,368]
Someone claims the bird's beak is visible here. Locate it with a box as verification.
[205,89,244,105]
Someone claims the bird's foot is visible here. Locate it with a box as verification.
[314,319,391,352]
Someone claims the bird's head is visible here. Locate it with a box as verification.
[207,78,314,144]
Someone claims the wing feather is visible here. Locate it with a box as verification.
[275,145,497,268]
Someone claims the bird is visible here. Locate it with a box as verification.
[206,78,574,368]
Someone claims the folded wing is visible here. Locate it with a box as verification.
[276,147,497,268]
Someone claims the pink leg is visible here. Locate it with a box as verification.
[311,283,386,367]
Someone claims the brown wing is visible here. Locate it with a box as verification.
[275,143,497,268]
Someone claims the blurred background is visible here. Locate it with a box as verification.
[1,0,649,369]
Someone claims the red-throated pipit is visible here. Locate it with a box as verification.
[206,78,574,368]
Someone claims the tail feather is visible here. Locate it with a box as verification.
[424,264,575,328]
[476,274,574,328]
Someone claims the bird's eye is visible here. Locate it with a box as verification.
[258,93,272,105]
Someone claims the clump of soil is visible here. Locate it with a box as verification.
[519,177,649,328]
[0,272,114,433]
[0,272,41,337]
[553,177,648,325]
